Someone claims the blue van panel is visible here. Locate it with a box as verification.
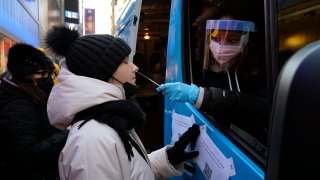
[115,0,141,61]
[115,0,136,42]
[165,0,183,83]
[116,0,137,30]
[164,0,265,179]
[164,101,264,179]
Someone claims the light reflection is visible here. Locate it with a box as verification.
[285,34,307,50]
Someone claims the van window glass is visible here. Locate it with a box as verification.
[187,0,268,160]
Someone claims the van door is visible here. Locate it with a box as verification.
[114,0,142,61]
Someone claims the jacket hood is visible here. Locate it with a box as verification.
[47,67,125,130]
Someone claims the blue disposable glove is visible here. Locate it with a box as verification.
[156,82,199,104]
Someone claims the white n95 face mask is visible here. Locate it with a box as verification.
[209,40,241,65]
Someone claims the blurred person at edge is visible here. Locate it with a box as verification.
[157,0,268,145]
[45,26,200,180]
[0,44,68,180]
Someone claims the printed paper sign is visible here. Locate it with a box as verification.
[171,110,195,144]
[195,125,235,180]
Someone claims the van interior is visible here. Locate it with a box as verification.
[133,0,171,152]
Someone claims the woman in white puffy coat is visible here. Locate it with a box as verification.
[45,26,200,180]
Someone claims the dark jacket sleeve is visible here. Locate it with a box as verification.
[200,87,239,122]
[0,98,68,176]
[200,87,268,143]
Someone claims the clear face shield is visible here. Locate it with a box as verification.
[203,20,255,70]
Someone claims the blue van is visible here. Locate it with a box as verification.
[115,0,320,179]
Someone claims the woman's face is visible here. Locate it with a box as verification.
[208,16,246,67]
[110,57,139,85]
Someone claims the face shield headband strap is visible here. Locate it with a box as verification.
[206,20,255,32]
[208,20,254,49]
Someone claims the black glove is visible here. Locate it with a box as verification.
[167,124,200,165]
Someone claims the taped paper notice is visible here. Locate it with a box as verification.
[171,110,196,144]
[195,125,236,180]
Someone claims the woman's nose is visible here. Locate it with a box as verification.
[219,37,226,45]
[133,63,139,72]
